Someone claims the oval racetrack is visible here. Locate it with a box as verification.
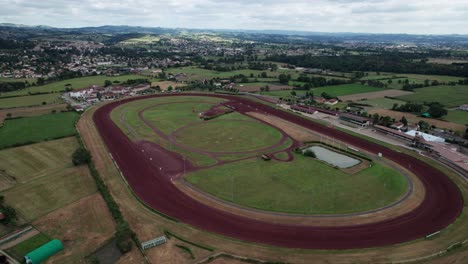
[93,93,464,250]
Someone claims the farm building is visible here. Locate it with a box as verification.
[291,105,338,116]
[339,113,372,127]
[459,104,468,111]
[25,239,63,264]
[405,130,445,143]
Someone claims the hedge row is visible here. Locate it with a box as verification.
[76,135,140,254]
[164,230,214,252]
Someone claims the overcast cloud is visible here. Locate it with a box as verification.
[1,0,467,34]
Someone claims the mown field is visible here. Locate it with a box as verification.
[312,83,385,97]
[0,112,79,149]
[0,137,97,222]
[396,85,468,108]
[0,74,146,97]
[443,110,468,125]
[0,93,62,109]
[6,233,51,260]
[174,119,283,153]
[186,153,407,214]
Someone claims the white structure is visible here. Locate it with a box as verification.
[459,104,468,111]
[405,130,445,143]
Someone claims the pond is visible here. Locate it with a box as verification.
[305,146,360,168]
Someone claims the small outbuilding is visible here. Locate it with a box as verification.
[25,239,64,264]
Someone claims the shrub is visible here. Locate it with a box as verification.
[303,149,316,158]
[72,147,91,166]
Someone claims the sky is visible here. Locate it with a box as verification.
[1,0,468,34]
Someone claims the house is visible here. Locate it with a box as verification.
[313,97,326,104]
[459,104,468,111]
[390,122,404,130]
[325,99,338,105]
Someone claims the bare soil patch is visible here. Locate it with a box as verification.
[339,90,413,101]
[151,81,185,91]
[368,109,466,132]
[33,194,115,263]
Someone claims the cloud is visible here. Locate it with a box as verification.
[0,0,467,34]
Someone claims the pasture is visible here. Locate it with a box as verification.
[0,74,146,97]
[0,112,79,149]
[396,85,468,108]
[360,98,408,109]
[0,93,62,109]
[313,84,385,97]
[339,90,412,101]
[444,110,468,125]
[186,153,407,214]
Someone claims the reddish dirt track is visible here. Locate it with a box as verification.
[93,94,464,250]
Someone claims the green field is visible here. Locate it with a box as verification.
[186,153,407,214]
[0,112,79,149]
[361,98,408,109]
[0,77,37,83]
[0,74,147,97]
[112,96,289,166]
[174,119,283,152]
[0,93,62,109]
[313,84,385,97]
[0,137,96,221]
[113,95,408,215]
[396,85,468,108]
[6,233,51,260]
[444,110,468,125]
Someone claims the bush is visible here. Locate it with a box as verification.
[115,222,133,253]
[303,149,316,158]
[72,147,91,166]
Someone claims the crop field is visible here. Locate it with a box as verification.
[0,93,62,109]
[186,153,407,214]
[0,74,146,97]
[0,112,79,149]
[313,83,385,97]
[0,137,96,221]
[396,85,468,108]
[339,89,412,101]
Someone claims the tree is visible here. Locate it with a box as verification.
[401,116,408,126]
[72,147,91,166]
[381,116,392,127]
[428,104,448,118]
[167,86,173,92]
[6,113,11,118]
[372,113,380,124]
[104,80,112,87]
[278,74,290,84]
[261,72,268,78]
[37,77,45,85]
[303,149,316,158]
[265,85,270,92]
[290,91,296,96]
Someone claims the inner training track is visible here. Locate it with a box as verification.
[93,93,463,250]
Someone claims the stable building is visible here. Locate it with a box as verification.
[339,113,372,127]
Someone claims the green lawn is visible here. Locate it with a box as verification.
[186,153,407,214]
[313,84,385,97]
[6,233,51,260]
[0,93,62,109]
[443,110,468,125]
[0,74,147,97]
[396,85,468,108]
[0,112,79,149]
[174,119,282,152]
